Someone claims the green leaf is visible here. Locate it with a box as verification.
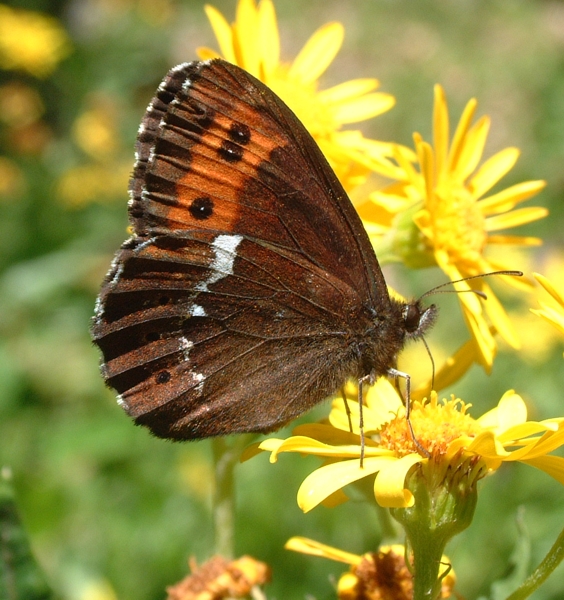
[0,468,53,600]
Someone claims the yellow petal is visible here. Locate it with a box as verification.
[485,206,549,231]
[298,456,394,512]
[367,378,404,413]
[416,137,435,204]
[534,273,564,306]
[234,0,259,74]
[467,430,509,458]
[477,180,546,215]
[285,537,361,565]
[494,390,528,431]
[433,84,449,178]
[294,424,361,448]
[331,92,396,124]
[204,4,236,64]
[317,78,379,103]
[487,234,542,246]
[258,0,279,75]
[373,454,423,508]
[500,429,564,463]
[469,147,519,199]
[289,22,343,84]
[532,305,564,335]
[196,46,221,61]
[240,440,269,461]
[520,427,564,459]
[370,192,412,214]
[262,435,370,460]
[522,455,564,485]
[497,421,558,444]
[461,309,496,369]
[448,97,477,174]
[455,115,490,181]
[481,283,520,348]
[438,260,483,315]
[485,260,535,291]
[393,143,421,184]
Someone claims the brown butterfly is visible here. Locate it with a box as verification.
[91,59,437,440]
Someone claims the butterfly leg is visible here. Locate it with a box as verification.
[387,368,430,458]
[358,374,375,468]
[340,386,354,433]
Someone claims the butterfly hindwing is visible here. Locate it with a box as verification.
[93,230,365,437]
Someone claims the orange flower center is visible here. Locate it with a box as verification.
[379,393,483,457]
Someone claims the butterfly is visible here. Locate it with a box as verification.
[91,59,437,440]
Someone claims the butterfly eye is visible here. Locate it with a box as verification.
[403,303,422,333]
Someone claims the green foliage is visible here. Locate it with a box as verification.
[0,469,53,600]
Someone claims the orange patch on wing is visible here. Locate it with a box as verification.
[169,111,281,231]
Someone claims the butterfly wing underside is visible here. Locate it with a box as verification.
[92,59,394,439]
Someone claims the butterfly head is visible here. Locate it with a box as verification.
[401,300,438,341]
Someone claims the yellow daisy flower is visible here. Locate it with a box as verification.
[0,5,71,78]
[362,85,547,366]
[249,378,564,511]
[285,538,456,600]
[531,273,564,339]
[198,0,403,188]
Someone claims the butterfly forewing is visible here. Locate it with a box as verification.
[130,60,387,304]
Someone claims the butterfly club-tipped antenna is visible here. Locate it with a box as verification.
[417,270,524,302]
[388,270,524,459]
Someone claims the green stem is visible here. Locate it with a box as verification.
[211,435,254,558]
[391,458,480,600]
[505,526,564,600]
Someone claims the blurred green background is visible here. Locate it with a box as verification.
[1,0,564,598]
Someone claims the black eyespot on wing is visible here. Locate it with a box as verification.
[228,122,251,144]
[189,197,215,220]
[156,370,171,384]
[218,139,243,162]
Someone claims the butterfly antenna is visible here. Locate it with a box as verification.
[421,335,435,390]
[417,270,523,302]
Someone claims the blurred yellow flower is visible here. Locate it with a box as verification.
[285,538,456,600]
[0,82,44,127]
[198,0,404,189]
[531,273,564,340]
[166,555,270,600]
[363,85,547,368]
[0,156,26,199]
[57,162,131,207]
[72,101,120,160]
[250,378,564,511]
[0,5,71,78]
